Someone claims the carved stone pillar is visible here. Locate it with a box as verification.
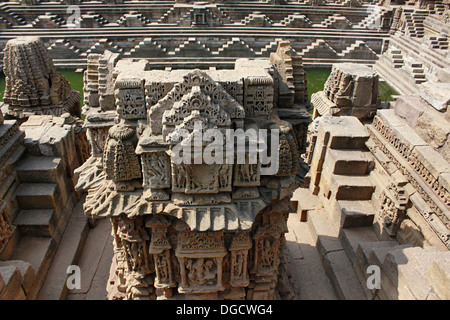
[229,232,252,288]
[147,216,176,294]
[377,179,409,236]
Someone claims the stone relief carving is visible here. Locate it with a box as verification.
[141,152,171,189]
[115,79,146,120]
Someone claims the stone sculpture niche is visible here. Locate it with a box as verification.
[1,37,81,121]
[78,41,311,300]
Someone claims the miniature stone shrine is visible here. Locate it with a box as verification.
[1,37,81,121]
[76,41,311,300]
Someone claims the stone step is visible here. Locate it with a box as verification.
[321,173,375,201]
[323,149,374,176]
[411,68,424,74]
[323,250,368,300]
[306,208,367,300]
[10,192,82,299]
[394,247,450,300]
[338,228,383,299]
[356,241,399,273]
[15,183,59,211]
[333,200,375,229]
[15,157,62,184]
[14,209,56,237]
[379,246,437,300]
[66,219,113,300]
[375,55,417,96]
[409,62,423,68]
[320,116,370,150]
[37,197,89,300]
[307,208,342,258]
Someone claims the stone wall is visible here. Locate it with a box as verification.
[0,2,393,68]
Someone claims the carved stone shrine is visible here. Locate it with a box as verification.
[76,41,311,300]
[1,37,82,121]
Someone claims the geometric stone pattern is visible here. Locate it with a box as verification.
[0,2,393,68]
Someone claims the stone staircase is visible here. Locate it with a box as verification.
[0,16,12,29]
[277,13,312,28]
[79,12,108,28]
[338,40,377,58]
[214,6,234,24]
[176,9,195,27]
[47,39,82,60]
[306,206,368,300]
[240,12,273,27]
[402,8,427,38]
[300,39,338,57]
[14,157,66,238]
[426,35,449,50]
[31,13,64,29]
[0,4,26,26]
[169,37,211,57]
[124,38,167,58]
[0,115,91,300]
[301,114,450,300]
[212,38,256,57]
[434,2,446,16]
[257,38,283,57]
[385,47,404,68]
[82,39,123,57]
[355,6,385,29]
[117,11,150,27]
[404,60,427,85]
[9,153,87,299]
[318,14,352,29]
[157,6,176,24]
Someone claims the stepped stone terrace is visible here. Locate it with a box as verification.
[0,0,394,69]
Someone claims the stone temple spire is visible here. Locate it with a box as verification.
[2,36,81,120]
